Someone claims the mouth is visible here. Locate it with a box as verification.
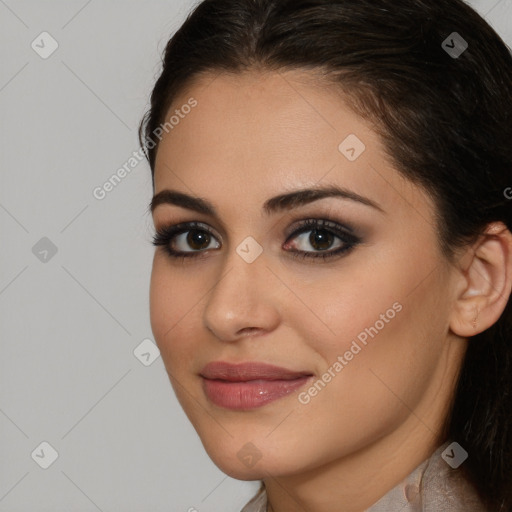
[199,361,314,410]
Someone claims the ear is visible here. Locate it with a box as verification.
[450,222,512,337]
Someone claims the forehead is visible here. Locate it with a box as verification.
[155,69,377,155]
[152,69,434,224]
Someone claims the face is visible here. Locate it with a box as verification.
[149,69,465,480]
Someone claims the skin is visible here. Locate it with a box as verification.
[149,69,512,512]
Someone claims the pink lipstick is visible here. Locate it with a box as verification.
[200,361,313,410]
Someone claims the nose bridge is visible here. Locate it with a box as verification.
[203,236,279,340]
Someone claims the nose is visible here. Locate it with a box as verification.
[203,244,281,342]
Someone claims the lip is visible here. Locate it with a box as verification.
[200,361,314,410]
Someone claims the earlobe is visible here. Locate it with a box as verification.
[449,222,512,338]
[472,305,479,330]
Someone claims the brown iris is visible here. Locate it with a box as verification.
[186,230,211,250]
[308,229,334,251]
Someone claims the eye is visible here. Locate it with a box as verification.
[152,222,220,260]
[283,218,360,261]
[152,218,361,262]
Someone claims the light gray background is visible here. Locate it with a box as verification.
[0,1,511,511]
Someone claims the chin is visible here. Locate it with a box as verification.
[201,436,312,481]
[217,464,267,481]
[201,446,265,479]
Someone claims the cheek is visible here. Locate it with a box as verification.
[149,261,171,344]
[292,248,445,412]
[293,259,403,360]
[284,306,429,466]
[149,258,199,364]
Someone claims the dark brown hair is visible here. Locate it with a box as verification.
[139,0,512,509]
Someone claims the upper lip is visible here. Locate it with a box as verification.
[200,361,313,382]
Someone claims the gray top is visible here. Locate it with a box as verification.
[240,441,489,511]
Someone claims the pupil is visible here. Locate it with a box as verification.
[187,230,210,250]
[310,229,333,250]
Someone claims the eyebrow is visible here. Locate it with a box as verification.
[149,185,386,217]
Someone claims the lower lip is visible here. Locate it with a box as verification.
[202,376,312,410]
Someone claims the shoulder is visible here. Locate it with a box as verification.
[240,482,267,512]
[419,440,490,512]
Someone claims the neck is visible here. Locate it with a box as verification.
[263,420,445,512]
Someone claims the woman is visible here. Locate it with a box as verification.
[139,0,512,510]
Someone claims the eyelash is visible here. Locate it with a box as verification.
[151,218,361,263]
